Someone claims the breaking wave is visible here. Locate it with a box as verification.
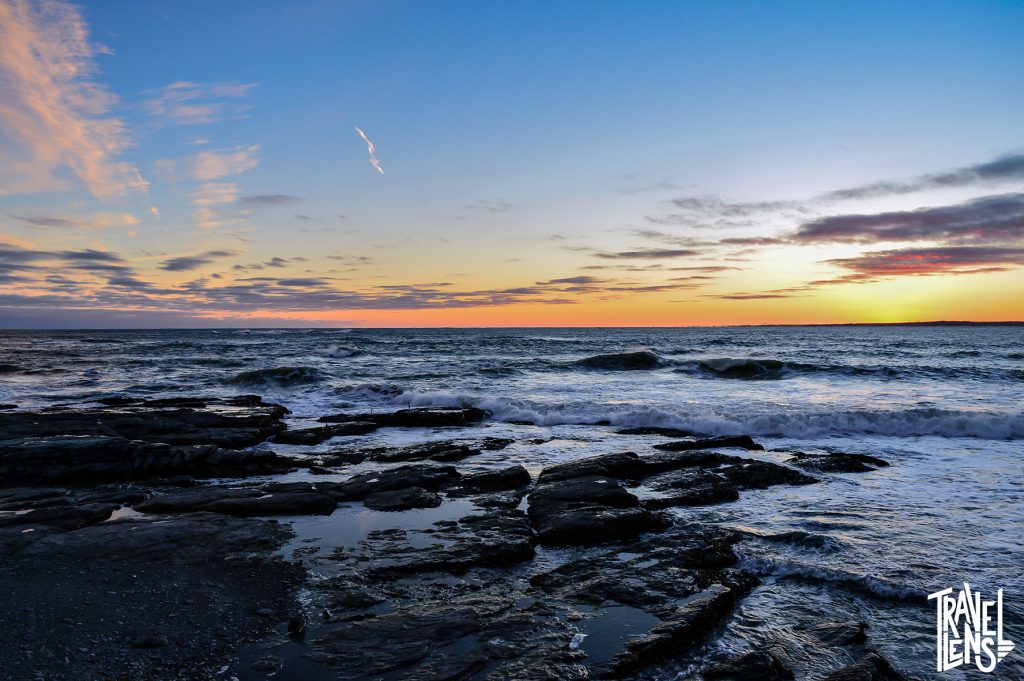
[387,389,1024,439]
[324,345,361,358]
[575,350,664,370]
[738,555,922,601]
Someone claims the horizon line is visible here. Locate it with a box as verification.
[1,320,1022,331]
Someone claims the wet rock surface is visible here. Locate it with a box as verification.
[363,486,442,511]
[0,435,299,484]
[337,463,461,499]
[700,650,795,679]
[653,434,765,452]
[786,450,891,473]
[640,450,817,509]
[0,513,302,680]
[134,485,337,517]
[0,396,298,483]
[0,398,905,680]
[529,453,672,546]
[0,395,288,447]
[318,406,489,428]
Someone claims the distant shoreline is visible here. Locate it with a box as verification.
[0,321,1022,331]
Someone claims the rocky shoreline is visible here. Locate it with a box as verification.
[0,397,908,680]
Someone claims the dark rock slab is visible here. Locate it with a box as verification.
[644,483,740,509]
[318,407,489,428]
[307,519,748,679]
[273,421,378,445]
[803,620,869,647]
[641,452,815,509]
[272,426,335,445]
[615,426,699,437]
[444,465,531,496]
[532,505,672,547]
[363,486,442,511]
[700,650,794,680]
[0,395,288,448]
[338,463,460,499]
[134,486,336,517]
[0,513,302,680]
[537,451,645,484]
[529,473,670,546]
[0,502,116,530]
[823,652,907,681]
[336,509,536,577]
[787,451,890,473]
[0,435,298,484]
[361,440,482,463]
[653,435,765,452]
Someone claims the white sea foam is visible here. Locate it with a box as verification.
[324,345,360,358]
[390,389,1024,438]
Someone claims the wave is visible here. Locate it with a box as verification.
[740,528,840,551]
[673,357,1024,382]
[0,363,21,374]
[738,555,922,601]
[227,366,323,386]
[575,350,663,370]
[324,345,361,358]
[387,390,1024,439]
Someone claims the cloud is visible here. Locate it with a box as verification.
[818,153,1024,201]
[595,248,701,259]
[238,194,302,207]
[158,146,260,182]
[142,80,258,126]
[190,182,240,206]
[824,246,1024,279]
[536,276,607,285]
[712,293,797,300]
[354,126,383,175]
[10,211,139,229]
[190,145,260,180]
[160,249,238,272]
[462,199,512,213]
[0,0,147,199]
[717,236,786,246]
[9,215,85,228]
[59,249,124,262]
[645,151,1024,233]
[793,193,1024,244]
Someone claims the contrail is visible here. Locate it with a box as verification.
[354,126,384,175]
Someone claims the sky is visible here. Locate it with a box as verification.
[0,0,1022,328]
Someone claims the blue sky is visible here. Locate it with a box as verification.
[1,0,1022,326]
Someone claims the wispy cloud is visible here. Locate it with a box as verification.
[190,182,240,206]
[354,126,384,175]
[817,154,1024,201]
[10,212,139,229]
[156,145,261,182]
[238,194,302,207]
[160,249,238,272]
[190,145,261,180]
[594,248,701,259]
[142,80,258,126]
[0,0,147,199]
[824,246,1024,279]
[793,193,1024,244]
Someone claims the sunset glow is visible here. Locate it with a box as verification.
[1,0,1022,327]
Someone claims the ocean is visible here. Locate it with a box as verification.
[1,325,1021,679]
